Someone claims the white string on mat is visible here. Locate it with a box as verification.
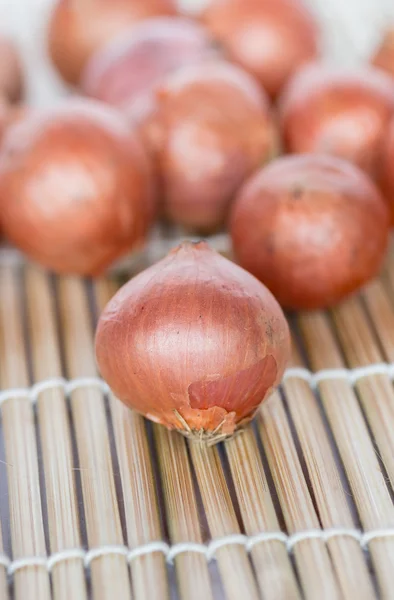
[2,528,394,576]
[1,363,394,408]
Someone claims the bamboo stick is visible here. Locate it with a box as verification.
[95,279,169,600]
[0,518,8,600]
[283,344,375,599]
[57,276,131,600]
[189,443,260,600]
[0,264,51,600]
[299,310,394,598]
[331,288,394,486]
[224,427,301,599]
[25,265,87,600]
[257,392,341,600]
[155,426,214,600]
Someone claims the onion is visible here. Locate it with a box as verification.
[201,0,318,98]
[0,99,156,275]
[48,0,178,85]
[144,60,277,232]
[230,154,390,310]
[0,37,23,103]
[279,63,394,177]
[372,29,394,79]
[81,17,218,119]
[380,119,394,223]
[95,240,290,442]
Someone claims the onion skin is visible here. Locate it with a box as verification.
[202,0,318,98]
[0,99,156,275]
[372,29,394,80]
[280,64,394,177]
[48,0,178,85]
[145,61,277,232]
[230,154,390,310]
[0,37,23,103]
[95,241,290,441]
[81,17,218,117]
[380,119,394,223]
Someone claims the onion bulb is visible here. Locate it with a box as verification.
[95,240,290,442]
[280,63,394,177]
[48,0,178,85]
[201,0,318,98]
[372,29,394,79]
[144,60,277,232]
[230,154,390,310]
[0,99,156,275]
[0,37,23,103]
[380,119,394,223]
[82,17,218,119]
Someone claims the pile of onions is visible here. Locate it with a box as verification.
[0,37,23,104]
[81,17,218,120]
[279,63,394,177]
[95,240,290,442]
[144,60,277,232]
[201,0,318,98]
[0,99,156,275]
[372,29,394,79]
[48,0,178,85]
[380,119,394,223]
[230,154,390,310]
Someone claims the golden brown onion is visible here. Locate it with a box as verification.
[145,60,277,232]
[81,17,218,119]
[0,37,24,103]
[202,0,318,98]
[230,154,390,310]
[95,240,290,442]
[372,29,394,79]
[48,0,178,85]
[380,119,394,223]
[0,99,156,275]
[280,63,394,177]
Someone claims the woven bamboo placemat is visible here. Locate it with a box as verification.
[0,238,394,600]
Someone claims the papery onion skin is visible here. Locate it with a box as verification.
[372,29,394,80]
[280,64,394,177]
[0,37,24,103]
[0,99,156,275]
[230,154,390,310]
[48,0,178,86]
[145,60,277,232]
[202,0,318,98]
[380,119,394,223]
[81,17,218,117]
[95,241,290,441]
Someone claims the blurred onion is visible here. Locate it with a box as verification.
[372,29,394,80]
[202,0,318,98]
[0,99,156,275]
[280,63,394,177]
[48,0,178,85]
[82,17,218,120]
[380,118,394,223]
[145,60,277,232]
[0,37,24,103]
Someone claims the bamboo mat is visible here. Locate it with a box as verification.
[1,242,394,600]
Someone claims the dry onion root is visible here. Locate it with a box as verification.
[48,0,178,85]
[201,0,318,98]
[0,99,156,275]
[95,240,290,444]
[230,154,390,310]
[144,60,277,232]
[81,17,218,118]
[279,63,394,177]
